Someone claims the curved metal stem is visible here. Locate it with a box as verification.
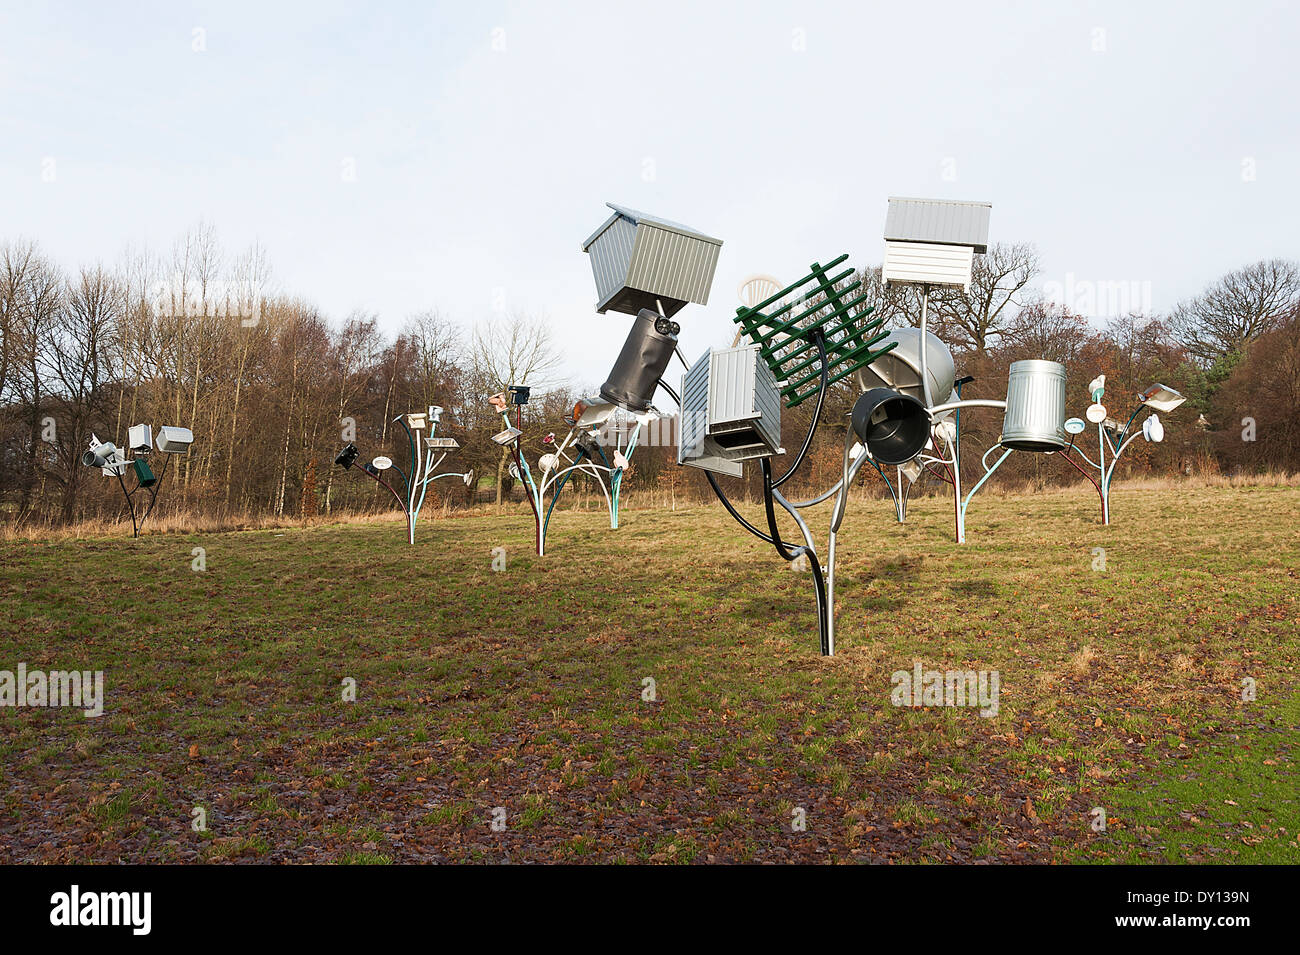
[772,330,827,489]
[959,447,1013,533]
[115,469,139,538]
[761,458,829,655]
[927,398,1008,417]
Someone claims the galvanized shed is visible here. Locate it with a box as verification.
[881,197,992,291]
[582,203,723,317]
[678,344,782,476]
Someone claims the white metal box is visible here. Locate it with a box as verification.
[881,241,976,290]
[155,426,194,453]
[127,424,152,454]
[884,197,991,252]
[678,345,782,476]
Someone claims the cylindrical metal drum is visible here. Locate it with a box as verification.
[1002,359,1066,451]
[600,308,678,413]
[853,327,956,411]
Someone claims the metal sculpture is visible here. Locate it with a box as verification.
[81,424,193,537]
[691,254,900,654]
[833,199,1070,544]
[487,386,658,557]
[334,405,471,544]
[675,199,1070,654]
[856,338,1070,544]
[567,198,1070,656]
[1053,377,1185,524]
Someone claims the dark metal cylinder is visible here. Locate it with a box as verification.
[851,388,930,466]
[599,308,678,413]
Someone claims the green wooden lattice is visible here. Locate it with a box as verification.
[732,254,897,408]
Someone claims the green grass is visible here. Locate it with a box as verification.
[0,481,1297,863]
[1072,691,1300,863]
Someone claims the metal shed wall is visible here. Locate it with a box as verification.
[881,241,975,290]
[626,224,722,309]
[677,351,744,477]
[679,349,710,458]
[884,198,992,253]
[585,214,638,312]
[705,345,781,460]
[583,204,722,316]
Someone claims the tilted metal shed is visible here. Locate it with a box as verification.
[582,203,723,317]
[881,197,992,291]
[678,344,782,477]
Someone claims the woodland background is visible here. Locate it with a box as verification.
[2,223,1297,531]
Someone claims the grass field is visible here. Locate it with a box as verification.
[1,482,1297,864]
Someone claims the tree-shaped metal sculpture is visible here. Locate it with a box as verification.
[487,388,652,556]
[81,424,193,537]
[334,405,471,544]
[829,199,1071,544]
[679,199,1072,654]
[1053,378,1185,524]
[691,254,900,655]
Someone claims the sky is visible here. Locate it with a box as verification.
[2,0,1298,390]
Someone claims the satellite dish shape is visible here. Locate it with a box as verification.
[1139,384,1186,413]
[738,275,783,309]
[1064,417,1087,435]
[1085,402,1107,424]
[539,453,559,472]
[463,470,475,487]
[371,456,393,471]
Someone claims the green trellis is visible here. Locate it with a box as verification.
[731,254,897,408]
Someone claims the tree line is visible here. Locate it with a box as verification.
[2,224,1296,531]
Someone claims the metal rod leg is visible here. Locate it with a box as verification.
[826,531,836,657]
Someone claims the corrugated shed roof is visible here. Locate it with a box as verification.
[583,202,722,251]
[884,197,992,253]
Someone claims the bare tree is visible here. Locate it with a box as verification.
[44,266,125,520]
[853,265,923,331]
[1003,300,1096,366]
[1171,258,1300,367]
[323,311,383,513]
[471,315,561,505]
[1,243,63,516]
[929,242,1040,352]
[404,310,461,411]
[220,241,273,506]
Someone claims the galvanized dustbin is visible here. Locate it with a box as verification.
[1001,359,1066,451]
[599,309,678,413]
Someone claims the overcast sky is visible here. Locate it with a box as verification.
[2,0,1297,390]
